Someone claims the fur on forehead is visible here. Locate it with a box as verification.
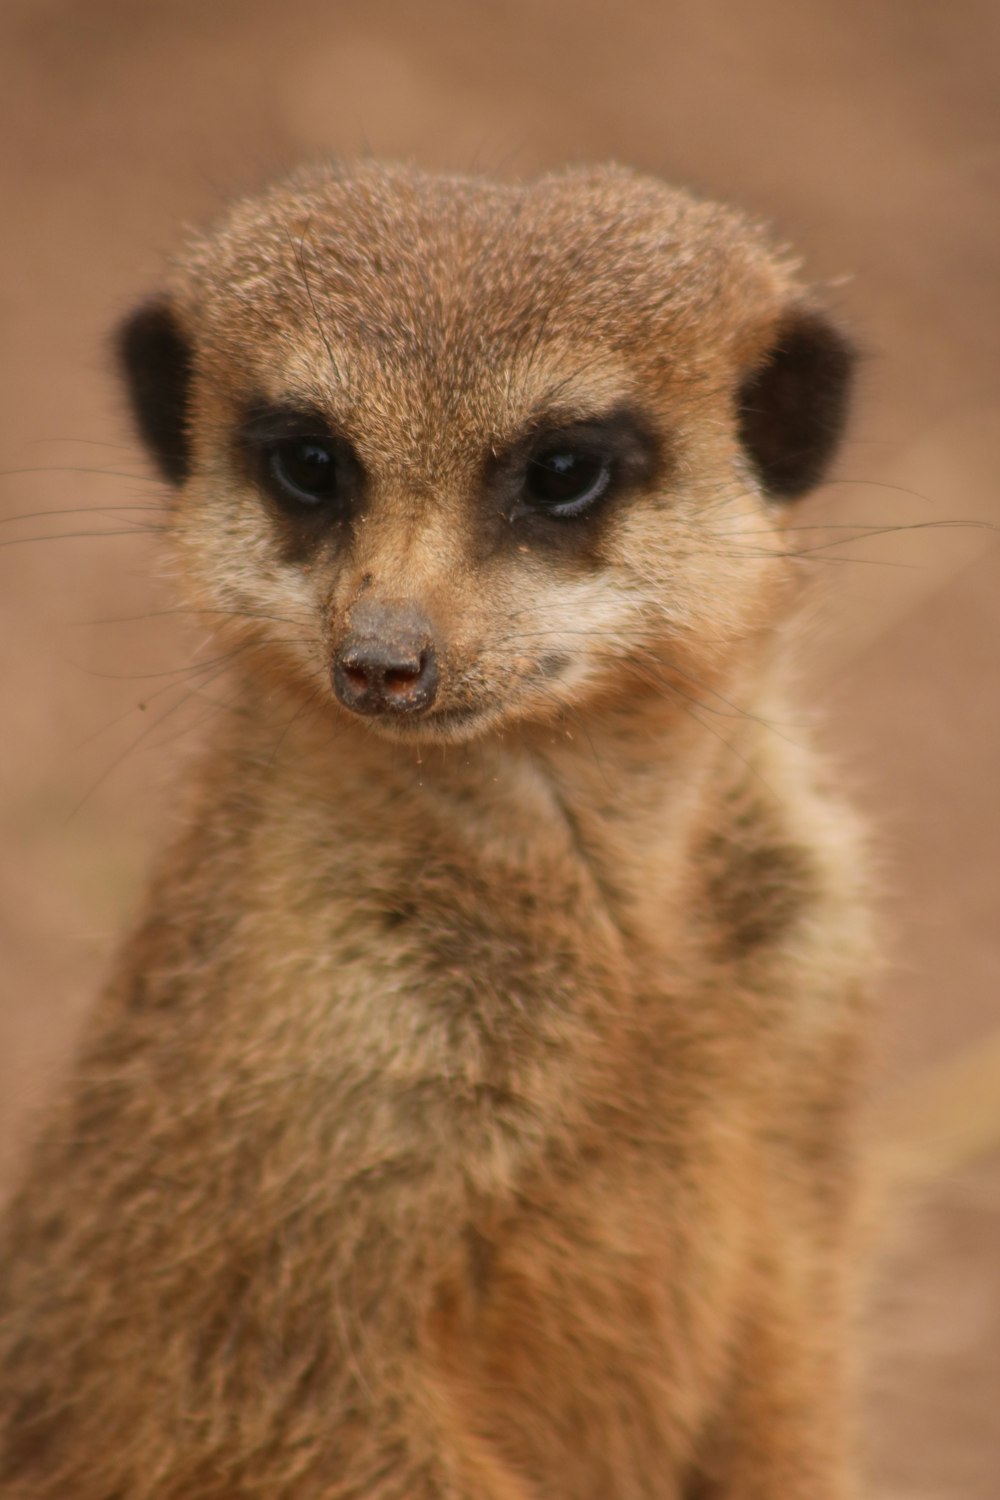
[169,162,800,397]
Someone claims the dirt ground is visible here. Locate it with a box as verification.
[1,1,998,1494]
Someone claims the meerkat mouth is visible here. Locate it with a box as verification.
[346,700,502,745]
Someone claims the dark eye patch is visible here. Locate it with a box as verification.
[489,404,663,542]
[236,400,364,526]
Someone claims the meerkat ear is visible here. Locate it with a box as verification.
[736,306,855,500]
[115,297,194,486]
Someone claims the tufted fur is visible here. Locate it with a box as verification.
[0,162,871,1499]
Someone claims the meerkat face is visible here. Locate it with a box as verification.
[117,164,853,744]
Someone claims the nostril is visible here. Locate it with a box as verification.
[384,656,426,695]
[343,664,370,695]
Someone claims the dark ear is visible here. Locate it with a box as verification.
[115,297,193,486]
[737,307,856,500]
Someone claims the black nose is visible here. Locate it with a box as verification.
[333,611,439,717]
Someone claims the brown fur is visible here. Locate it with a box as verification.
[0,163,872,1498]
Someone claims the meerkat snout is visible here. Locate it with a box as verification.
[333,600,439,716]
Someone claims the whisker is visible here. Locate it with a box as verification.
[69,642,314,683]
[78,605,307,629]
[286,220,346,389]
[68,638,314,759]
[142,677,251,755]
[66,663,234,821]
[0,506,164,525]
[724,550,922,569]
[0,527,166,548]
[70,670,224,754]
[0,466,161,483]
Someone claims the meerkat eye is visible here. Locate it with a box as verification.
[239,404,363,525]
[265,438,341,509]
[522,448,613,517]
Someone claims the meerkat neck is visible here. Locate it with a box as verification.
[214,667,765,949]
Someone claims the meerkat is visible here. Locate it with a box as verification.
[0,162,870,1499]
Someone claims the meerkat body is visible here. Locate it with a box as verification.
[0,164,869,1498]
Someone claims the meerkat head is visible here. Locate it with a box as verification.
[116,163,853,744]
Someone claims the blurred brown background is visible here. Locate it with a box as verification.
[1,1,997,1494]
